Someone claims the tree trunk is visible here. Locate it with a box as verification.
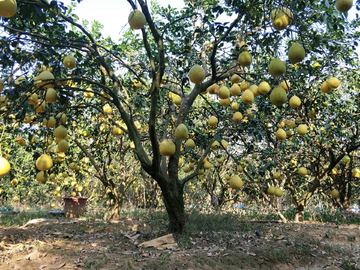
[106,185,123,219]
[294,203,304,222]
[109,199,123,219]
[162,191,186,234]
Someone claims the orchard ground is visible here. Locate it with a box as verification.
[0,203,360,270]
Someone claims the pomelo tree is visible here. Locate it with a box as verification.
[0,0,359,234]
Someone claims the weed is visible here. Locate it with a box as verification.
[178,232,192,249]
[340,259,356,270]
[266,248,291,263]
[243,221,251,231]
[85,261,95,268]
[325,230,331,238]
[347,235,356,242]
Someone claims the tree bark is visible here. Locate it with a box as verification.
[106,183,123,219]
[294,203,304,222]
[162,189,186,234]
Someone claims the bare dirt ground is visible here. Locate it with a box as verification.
[0,213,359,270]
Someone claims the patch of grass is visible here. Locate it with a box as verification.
[266,248,291,264]
[178,232,192,249]
[0,208,53,227]
[185,211,242,233]
[340,259,357,270]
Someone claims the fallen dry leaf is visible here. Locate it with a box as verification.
[138,234,177,250]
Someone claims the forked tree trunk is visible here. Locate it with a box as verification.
[109,199,123,219]
[294,203,305,222]
[106,184,124,219]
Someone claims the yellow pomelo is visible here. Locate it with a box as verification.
[286,120,296,128]
[218,85,230,99]
[207,83,219,94]
[45,88,57,103]
[0,0,17,18]
[249,85,259,97]
[36,154,53,171]
[204,161,212,170]
[189,64,206,84]
[281,80,290,91]
[183,166,190,173]
[128,9,146,29]
[258,81,270,94]
[271,7,293,23]
[113,126,123,136]
[269,58,286,77]
[34,100,46,113]
[28,93,38,105]
[211,141,220,150]
[175,124,188,140]
[313,62,321,68]
[331,189,339,199]
[100,90,110,101]
[172,95,181,105]
[342,155,351,164]
[270,85,287,106]
[47,116,56,128]
[298,167,307,176]
[241,89,254,104]
[240,80,250,91]
[276,128,286,140]
[58,113,67,124]
[289,95,301,108]
[238,51,252,67]
[219,98,230,106]
[221,139,228,149]
[273,172,281,179]
[159,139,175,156]
[335,0,353,12]
[352,168,360,178]
[274,188,283,197]
[237,165,243,172]
[233,112,243,122]
[230,84,241,96]
[185,139,195,148]
[15,76,26,85]
[229,175,243,189]
[53,125,67,139]
[327,77,340,88]
[103,104,112,114]
[208,116,218,127]
[84,87,94,98]
[57,139,69,153]
[37,71,55,89]
[288,43,305,64]
[321,81,332,93]
[297,124,307,135]
[272,8,293,30]
[36,171,47,183]
[231,102,239,110]
[63,54,76,69]
[0,156,10,177]
[230,74,240,84]
[268,186,276,195]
